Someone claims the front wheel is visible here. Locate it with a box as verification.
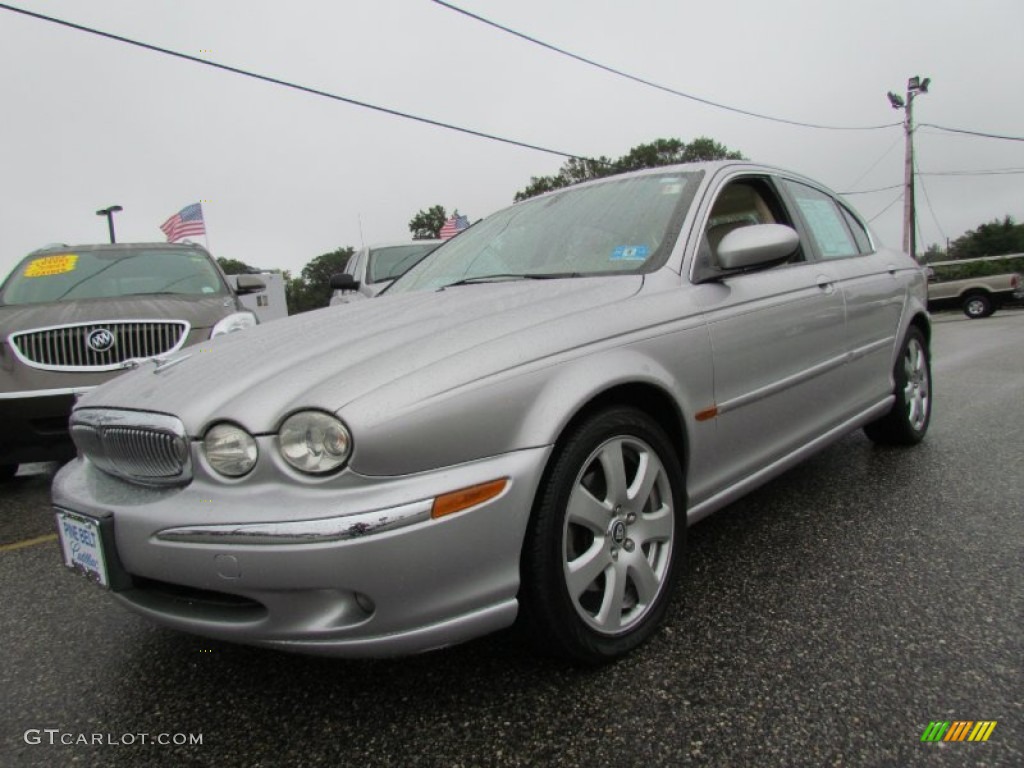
[864,326,931,445]
[519,407,686,664]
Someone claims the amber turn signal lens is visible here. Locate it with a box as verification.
[431,478,509,519]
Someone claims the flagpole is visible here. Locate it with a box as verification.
[199,201,213,254]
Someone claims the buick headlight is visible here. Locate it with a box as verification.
[211,311,258,338]
[279,411,352,474]
[204,423,258,477]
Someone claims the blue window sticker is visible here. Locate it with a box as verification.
[611,245,649,261]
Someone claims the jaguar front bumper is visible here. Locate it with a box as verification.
[51,445,551,656]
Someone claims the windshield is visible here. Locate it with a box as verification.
[367,243,439,283]
[389,171,701,293]
[0,247,229,306]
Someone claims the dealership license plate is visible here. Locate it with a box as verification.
[55,509,110,588]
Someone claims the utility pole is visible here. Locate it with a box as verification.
[887,76,930,261]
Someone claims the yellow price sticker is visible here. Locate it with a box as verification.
[24,254,79,278]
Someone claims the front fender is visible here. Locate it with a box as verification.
[346,325,714,478]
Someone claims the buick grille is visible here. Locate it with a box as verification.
[9,320,190,372]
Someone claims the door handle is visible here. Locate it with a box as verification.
[816,275,836,295]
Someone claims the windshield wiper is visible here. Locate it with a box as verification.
[438,272,580,290]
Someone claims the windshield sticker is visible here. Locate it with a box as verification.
[659,177,683,195]
[24,254,78,277]
[611,245,649,262]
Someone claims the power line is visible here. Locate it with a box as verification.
[840,184,904,196]
[842,168,1024,194]
[919,123,1024,142]
[843,135,904,191]
[0,1,592,164]
[867,193,904,223]
[919,168,1024,177]
[431,0,901,132]
[914,157,947,243]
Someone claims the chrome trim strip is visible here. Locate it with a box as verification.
[715,336,894,417]
[849,335,896,361]
[156,499,435,545]
[716,350,849,415]
[0,386,96,400]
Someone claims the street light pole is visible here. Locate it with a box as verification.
[95,205,123,243]
[887,76,930,261]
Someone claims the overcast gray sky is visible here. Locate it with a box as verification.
[1,0,1022,279]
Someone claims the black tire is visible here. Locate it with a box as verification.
[864,326,931,445]
[962,292,994,319]
[518,406,686,664]
[0,464,17,482]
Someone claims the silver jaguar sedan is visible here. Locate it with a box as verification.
[52,161,931,663]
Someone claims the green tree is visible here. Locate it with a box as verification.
[216,257,259,275]
[514,137,744,201]
[285,247,354,314]
[409,205,448,239]
[920,243,946,264]
[948,216,1024,260]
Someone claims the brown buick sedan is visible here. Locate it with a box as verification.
[0,242,262,479]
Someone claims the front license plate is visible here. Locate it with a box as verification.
[55,510,110,588]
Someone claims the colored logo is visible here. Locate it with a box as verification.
[921,721,997,742]
[86,328,115,353]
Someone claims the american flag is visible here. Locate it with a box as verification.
[439,213,470,240]
[160,203,206,242]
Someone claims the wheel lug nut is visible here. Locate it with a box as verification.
[623,539,635,552]
[626,512,637,525]
[610,547,619,560]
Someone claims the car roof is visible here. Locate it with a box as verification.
[28,242,213,256]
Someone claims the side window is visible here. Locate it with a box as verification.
[703,177,796,265]
[782,181,859,260]
[839,205,873,254]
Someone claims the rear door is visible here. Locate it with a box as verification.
[779,179,905,412]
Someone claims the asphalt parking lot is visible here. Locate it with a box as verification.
[1,310,1021,767]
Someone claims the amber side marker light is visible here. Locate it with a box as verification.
[696,406,718,422]
[432,478,509,519]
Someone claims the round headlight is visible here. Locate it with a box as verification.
[203,423,258,477]
[279,411,352,474]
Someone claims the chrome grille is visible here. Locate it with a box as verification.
[71,409,192,486]
[10,320,190,372]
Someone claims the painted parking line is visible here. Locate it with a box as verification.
[0,533,58,553]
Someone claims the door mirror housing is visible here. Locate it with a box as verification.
[717,224,800,271]
[330,273,360,292]
[234,274,266,294]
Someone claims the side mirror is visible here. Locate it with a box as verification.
[234,274,266,294]
[330,273,360,292]
[717,224,800,270]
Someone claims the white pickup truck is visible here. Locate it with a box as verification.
[926,257,1024,318]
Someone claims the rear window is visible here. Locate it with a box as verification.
[0,248,229,306]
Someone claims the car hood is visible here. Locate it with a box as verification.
[0,295,238,338]
[77,276,645,435]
